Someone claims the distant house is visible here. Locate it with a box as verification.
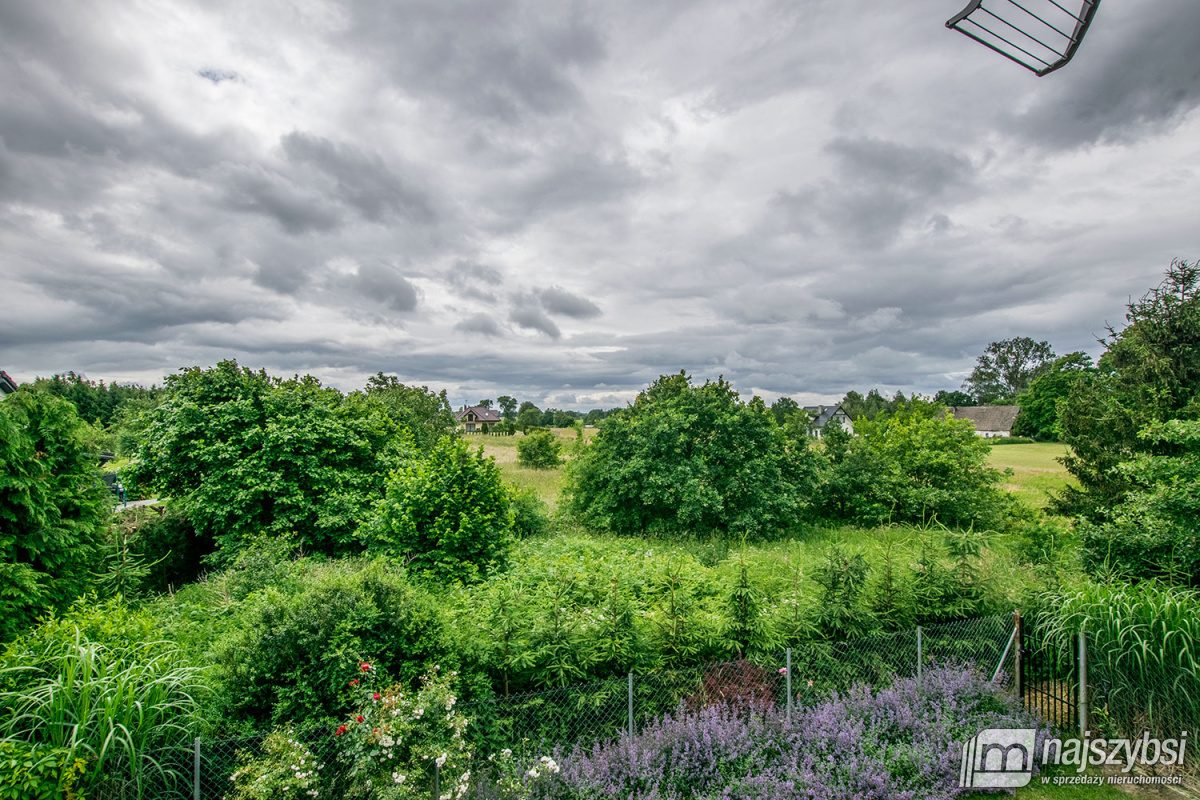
[455,405,501,432]
[0,370,17,397]
[803,405,852,438]
[948,405,1021,438]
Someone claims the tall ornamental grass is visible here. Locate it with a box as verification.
[1038,580,1200,736]
[0,632,206,798]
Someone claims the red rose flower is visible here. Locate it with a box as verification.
[335,725,347,736]
[356,715,365,723]
[373,693,381,701]
[360,662,371,672]
[349,679,359,687]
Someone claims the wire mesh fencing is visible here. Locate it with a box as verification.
[125,614,1017,799]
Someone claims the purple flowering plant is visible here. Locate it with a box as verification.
[475,664,1048,800]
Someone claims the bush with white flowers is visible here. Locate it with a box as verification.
[226,729,325,800]
[336,663,473,800]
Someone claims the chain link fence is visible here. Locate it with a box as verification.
[106,615,1017,799]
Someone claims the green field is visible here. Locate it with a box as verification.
[473,427,588,510]
[986,442,1075,509]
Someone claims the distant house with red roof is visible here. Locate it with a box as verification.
[455,405,501,432]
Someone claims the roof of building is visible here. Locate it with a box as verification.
[948,405,1021,432]
[803,404,848,428]
[455,405,501,423]
[0,370,17,395]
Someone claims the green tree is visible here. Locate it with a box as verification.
[933,390,974,407]
[1056,261,1200,518]
[1080,419,1200,584]
[811,546,874,640]
[565,371,807,537]
[496,395,517,421]
[1011,352,1095,440]
[364,373,457,452]
[516,405,543,433]
[367,436,513,583]
[517,429,563,469]
[126,361,407,562]
[0,392,111,642]
[962,337,1056,404]
[770,396,800,425]
[477,398,493,409]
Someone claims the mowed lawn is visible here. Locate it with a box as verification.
[986,442,1075,509]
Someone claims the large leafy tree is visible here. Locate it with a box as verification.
[0,392,111,641]
[1011,352,1095,440]
[565,371,812,537]
[1056,260,1200,518]
[363,373,456,452]
[126,361,408,561]
[962,337,1056,404]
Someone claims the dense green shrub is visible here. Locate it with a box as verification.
[0,391,112,642]
[367,437,513,583]
[819,401,1011,529]
[565,371,812,537]
[507,486,550,539]
[210,560,457,728]
[98,505,213,596]
[0,740,87,800]
[987,436,1035,445]
[516,429,563,469]
[126,360,409,563]
[1080,419,1200,584]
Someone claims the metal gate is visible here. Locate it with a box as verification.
[1019,617,1079,731]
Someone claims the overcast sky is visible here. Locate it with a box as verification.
[1,0,1197,410]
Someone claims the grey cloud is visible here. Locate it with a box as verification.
[354,264,419,313]
[539,286,600,318]
[280,132,436,225]
[455,313,504,337]
[445,260,503,302]
[198,69,239,84]
[341,1,605,123]
[1009,2,1200,148]
[220,164,342,235]
[509,306,561,339]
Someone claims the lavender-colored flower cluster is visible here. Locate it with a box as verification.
[474,664,1047,800]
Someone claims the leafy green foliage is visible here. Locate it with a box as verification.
[126,360,408,562]
[210,559,455,728]
[364,373,457,453]
[507,486,550,539]
[811,547,873,640]
[565,371,807,537]
[226,729,326,800]
[818,400,1010,529]
[1080,419,1200,584]
[0,740,87,800]
[1012,352,1095,440]
[25,371,162,428]
[516,429,563,469]
[102,505,213,595]
[1057,260,1200,518]
[368,437,513,583]
[839,389,908,422]
[962,337,1056,404]
[0,391,111,642]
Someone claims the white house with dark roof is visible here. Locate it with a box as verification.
[803,404,852,438]
[948,405,1021,438]
[455,405,501,432]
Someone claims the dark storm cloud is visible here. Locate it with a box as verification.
[280,132,436,225]
[220,164,343,235]
[772,137,976,249]
[455,312,504,337]
[353,264,419,313]
[539,286,601,318]
[445,260,504,302]
[340,0,605,123]
[509,306,561,339]
[1009,2,1200,148]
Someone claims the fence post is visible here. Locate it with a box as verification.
[628,672,634,740]
[1079,627,1088,736]
[786,648,792,724]
[1013,610,1023,701]
[194,737,201,800]
[916,627,923,683]
[432,761,440,800]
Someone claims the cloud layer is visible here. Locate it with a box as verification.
[2,0,1198,408]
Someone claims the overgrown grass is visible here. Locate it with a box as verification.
[476,428,588,509]
[986,442,1075,509]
